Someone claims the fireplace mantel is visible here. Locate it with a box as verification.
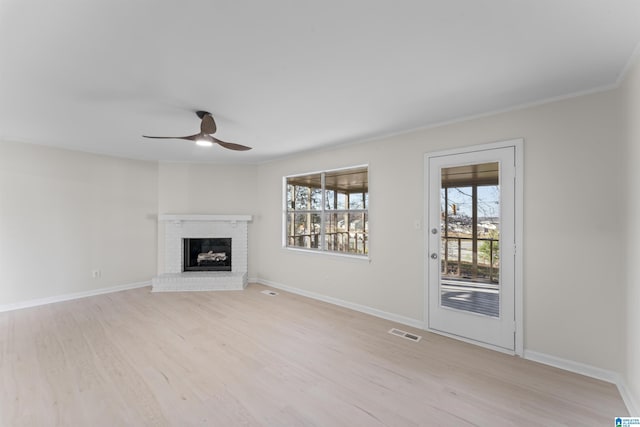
[159,214,252,222]
[153,214,252,292]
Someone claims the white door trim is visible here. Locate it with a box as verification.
[423,139,524,356]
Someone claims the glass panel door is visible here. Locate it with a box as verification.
[427,146,516,351]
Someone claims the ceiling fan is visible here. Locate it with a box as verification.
[143,111,252,151]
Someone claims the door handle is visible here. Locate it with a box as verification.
[430,253,438,260]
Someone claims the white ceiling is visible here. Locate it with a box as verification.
[1,1,639,164]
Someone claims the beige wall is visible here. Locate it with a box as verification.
[0,141,158,306]
[0,71,635,397]
[622,54,640,412]
[156,162,258,277]
[256,88,626,373]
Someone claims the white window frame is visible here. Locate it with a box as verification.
[283,164,369,259]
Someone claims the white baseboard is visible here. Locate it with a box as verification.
[0,281,151,313]
[523,350,619,383]
[255,278,425,331]
[524,350,638,415]
[617,380,640,416]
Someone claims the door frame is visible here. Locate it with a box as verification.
[423,139,524,356]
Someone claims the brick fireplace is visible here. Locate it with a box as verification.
[152,214,251,291]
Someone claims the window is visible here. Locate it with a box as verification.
[285,165,368,256]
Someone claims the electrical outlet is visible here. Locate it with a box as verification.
[92,269,101,279]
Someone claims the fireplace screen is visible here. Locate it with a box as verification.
[183,238,232,272]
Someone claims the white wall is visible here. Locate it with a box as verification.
[0,77,633,395]
[255,88,626,374]
[622,54,640,413]
[156,162,258,278]
[0,141,158,306]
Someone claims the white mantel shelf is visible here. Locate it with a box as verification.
[159,214,252,222]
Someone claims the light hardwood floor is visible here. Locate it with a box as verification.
[0,283,628,426]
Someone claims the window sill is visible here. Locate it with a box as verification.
[283,246,371,262]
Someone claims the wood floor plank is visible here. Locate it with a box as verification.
[0,283,629,426]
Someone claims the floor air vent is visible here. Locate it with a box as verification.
[260,290,279,296]
[388,328,422,342]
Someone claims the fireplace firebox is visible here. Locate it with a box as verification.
[183,238,232,272]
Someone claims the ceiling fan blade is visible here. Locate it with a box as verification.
[200,113,217,135]
[212,137,252,151]
[142,134,199,141]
